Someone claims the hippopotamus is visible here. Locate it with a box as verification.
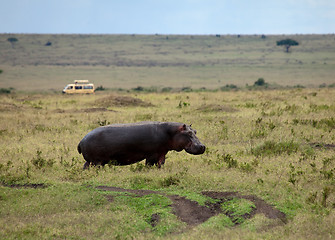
[77,121,206,169]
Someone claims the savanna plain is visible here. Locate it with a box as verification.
[0,34,335,239]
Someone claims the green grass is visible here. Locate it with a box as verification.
[221,198,256,224]
[0,89,335,239]
[106,192,183,236]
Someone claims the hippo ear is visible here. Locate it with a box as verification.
[178,124,187,132]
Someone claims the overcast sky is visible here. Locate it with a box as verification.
[1,0,334,35]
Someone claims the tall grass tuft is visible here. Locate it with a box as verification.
[251,141,300,157]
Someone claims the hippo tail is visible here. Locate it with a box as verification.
[77,142,82,154]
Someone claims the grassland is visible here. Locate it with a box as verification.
[0,33,334,239]
[0,88,335,239]
[1,34,335,91]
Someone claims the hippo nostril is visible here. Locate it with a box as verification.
[200,145,206,153]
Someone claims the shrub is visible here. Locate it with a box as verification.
[132,86,158,93]
[31,150,54,169]
[254,78,266,86]
[222,154,238,168]
[160,175,180,187]
[133,86,144,92]
[181,87,192,92]
[293,84,305,88]
[95,85,105,91]
[220,84,238,91]
[0,88,14,94]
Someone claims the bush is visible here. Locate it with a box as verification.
[133,86,144,92]
[95,85,105,91]
[293,84,305,89]
[220,84,238,91]
[0,88,14,94]
[181,87,192,92]
[132,86,158,93]
[254,78,266,86]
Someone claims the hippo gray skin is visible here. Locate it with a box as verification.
[78,121,206,169]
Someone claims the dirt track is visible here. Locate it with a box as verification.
[3,183,287,229]
[96,186,287,227]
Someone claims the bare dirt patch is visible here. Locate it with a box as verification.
[1,183,47,189]
[167,194,218,226]
[53,107,116,113]
[202,191,287,224]
[310,142,335,150]
[96,186,287,227]
[149,213,161,227]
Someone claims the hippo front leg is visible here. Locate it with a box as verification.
[145,153,167,168]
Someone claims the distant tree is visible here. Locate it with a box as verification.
[276,39,299,53]
[254,78,266,86]
[7,37,18,49]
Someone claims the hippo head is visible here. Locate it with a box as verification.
[171,124,206,155]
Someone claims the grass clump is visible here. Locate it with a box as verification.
[293,117,335,131]
[251,141,300,157]
[221,198,256,224]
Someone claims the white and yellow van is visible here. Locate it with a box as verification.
[62,80,95,94]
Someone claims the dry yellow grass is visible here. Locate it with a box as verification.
[0,34,334,91]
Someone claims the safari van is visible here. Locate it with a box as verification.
[62,80,95,94]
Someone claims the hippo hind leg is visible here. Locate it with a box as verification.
[83,161,90,169]
[145,157,156,167]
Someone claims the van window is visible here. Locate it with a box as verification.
[84,85,93,89]
[75,86,82,90]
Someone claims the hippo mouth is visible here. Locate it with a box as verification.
[185,143,206,155]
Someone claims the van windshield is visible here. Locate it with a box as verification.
[64,85,73,90]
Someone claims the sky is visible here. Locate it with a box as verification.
[1,0,334,35]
